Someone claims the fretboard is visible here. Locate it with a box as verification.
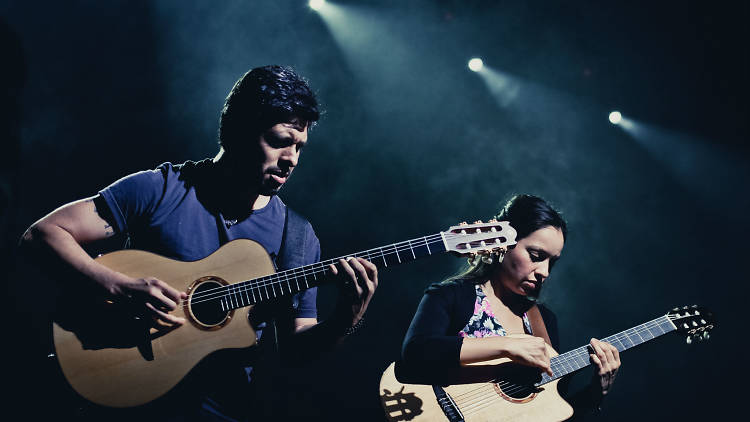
[536,315,677,386]
[216,233,448,311]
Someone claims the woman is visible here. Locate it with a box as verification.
[400,194,620,416]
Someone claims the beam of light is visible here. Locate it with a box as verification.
[309,0,325,11]
[474,65,521,107]
[311,2,427,112]
[618,118,750,220]
[609,111,622,124]
[468,58,483,72]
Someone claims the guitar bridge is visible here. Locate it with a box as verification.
[432,385,464,422]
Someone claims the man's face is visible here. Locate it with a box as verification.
[253,121,308,196]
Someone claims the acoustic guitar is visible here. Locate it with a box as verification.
[53,220,516,408]
[379,306,714,422]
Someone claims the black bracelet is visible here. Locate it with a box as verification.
[344,318,365,336]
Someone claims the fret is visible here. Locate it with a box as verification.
[233,286,243,307]
[227,233,456,309]
[407,240,416,259]
[573,349,588,369]
[539,316,678,386]
[381,249,388,267]
[618,332,635,349]
[610,335,627,352]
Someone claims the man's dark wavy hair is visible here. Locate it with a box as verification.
[218,65,320,152]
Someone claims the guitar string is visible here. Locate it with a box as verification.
[450,318,676,414]
[186,234,449,306]
[458,341,673,415]
[456,313,698,416]
[450,316,673,403]
[185,231,483,303]
[187,231,511,306]
[449,317,672,401]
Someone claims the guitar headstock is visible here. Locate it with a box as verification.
[442,220,517,259]
[668,305,715,344]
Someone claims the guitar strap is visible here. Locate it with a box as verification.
[246,206,309,418]
[264,206,310,351]
[527,305,552,347]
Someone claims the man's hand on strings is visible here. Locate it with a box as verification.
[109,276,188,329]
[329,257,378,327]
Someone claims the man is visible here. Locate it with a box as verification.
[20,65,377,420]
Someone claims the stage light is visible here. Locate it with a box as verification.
[609,111,622,125]
[309,0,325,11]
[468,58,484,72]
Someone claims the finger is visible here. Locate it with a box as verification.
[600,343,617,370]
[590,338,607,363]
[591,338,611,375]
[349,258,375,296]
[357,258,378,287]
[328,263,339,276]
[590,353,604,373]
[348,257,369,285]
[145,302,186,325]
[339,258,362,296]
[539,357,553,377]
[611,346,621,366]
[149,289,179,312]
[152,278,186,303]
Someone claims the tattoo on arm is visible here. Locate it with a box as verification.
[89,198,114,237]
[87,198,100,215]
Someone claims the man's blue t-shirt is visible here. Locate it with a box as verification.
[98,161,320,320]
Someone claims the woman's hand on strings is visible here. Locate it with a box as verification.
[501,334,554,376]
[589,338,621,395]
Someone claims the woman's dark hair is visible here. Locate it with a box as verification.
[443,194,567,286]
[495,194,567,242]
[218,65,320,152]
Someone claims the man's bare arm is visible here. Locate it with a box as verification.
[22,196,186,326]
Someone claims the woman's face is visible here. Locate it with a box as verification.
[496,225,565,297]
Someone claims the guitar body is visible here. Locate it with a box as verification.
[380,306,715,422]
[53,239,275,408]
[380,345,573,422]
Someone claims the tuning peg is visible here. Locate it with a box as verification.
[459,221,467,226]
[703,331,710,340]
[474,220,483,224]
[489,218,498,223]
[686,336,692,345]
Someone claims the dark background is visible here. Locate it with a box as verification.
[1,1,746,420]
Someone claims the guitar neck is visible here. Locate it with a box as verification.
[220,232,448,310]
[537,315,677,386]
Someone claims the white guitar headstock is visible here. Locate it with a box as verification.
[668,305,715,344]
[441,219,517,259]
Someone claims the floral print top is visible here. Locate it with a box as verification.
[459,284,532,338]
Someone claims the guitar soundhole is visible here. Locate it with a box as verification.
[188,279,231,328]
[494,381,537,403]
